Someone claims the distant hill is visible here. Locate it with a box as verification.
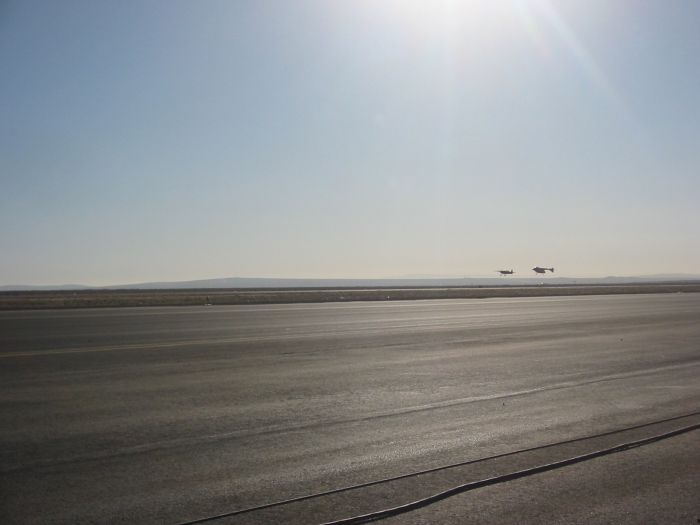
[2,274,700,291]
[0,284,92,291]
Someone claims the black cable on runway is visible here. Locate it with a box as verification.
[321,422,700,524]
[174,411,700,525]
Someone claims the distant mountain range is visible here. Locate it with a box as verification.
[2,274,700,291]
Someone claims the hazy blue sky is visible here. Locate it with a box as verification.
[2,0,699,285]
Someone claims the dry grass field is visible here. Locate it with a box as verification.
[1,283,699,310]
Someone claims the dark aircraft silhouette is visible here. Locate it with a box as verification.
[496,269,515,276]
[532,267,554,274]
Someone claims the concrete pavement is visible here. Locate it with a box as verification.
[1,294,699,523]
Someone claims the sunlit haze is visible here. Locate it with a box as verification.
[2,0,699,285]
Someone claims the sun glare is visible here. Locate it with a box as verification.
[369,0,498,37]
[362,0,620,106]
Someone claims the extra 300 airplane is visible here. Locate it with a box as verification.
[532,267,555,274]
[496,269,515,276]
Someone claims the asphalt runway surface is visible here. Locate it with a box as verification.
[1,294,699,524]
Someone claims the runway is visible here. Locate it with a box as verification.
[1,294,699,524]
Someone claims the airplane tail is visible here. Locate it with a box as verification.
[549,268,555,272]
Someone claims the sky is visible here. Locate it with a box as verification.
[2,0,699,285]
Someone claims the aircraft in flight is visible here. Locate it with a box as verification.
[532,267,555,274]
[496,269,515,276]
